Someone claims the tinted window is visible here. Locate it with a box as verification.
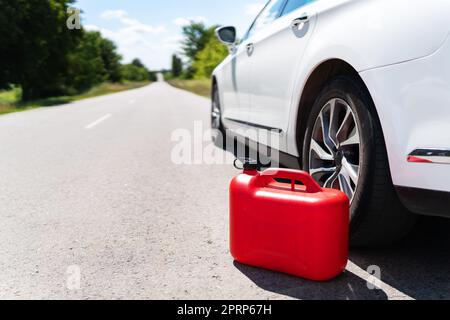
[282,0,315,16]
[245,0,287,39]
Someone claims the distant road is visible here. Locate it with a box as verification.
[156,72,164,82]
[0,82,446,299]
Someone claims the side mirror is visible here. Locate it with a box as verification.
[215,26,237,45]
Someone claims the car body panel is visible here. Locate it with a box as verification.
[248,8,318,133]
[360,34,450,193]
[213,0,450,196]
[217,43,251,123]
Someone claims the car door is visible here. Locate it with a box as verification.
[222,0,288,127]
[248,0,318,134]
[220,42,251,124]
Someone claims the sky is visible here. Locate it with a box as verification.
[75,0,267,70]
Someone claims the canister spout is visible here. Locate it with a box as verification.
[234,158,260,175]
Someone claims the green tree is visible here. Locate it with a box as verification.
[181,22,216,78]
[181,22,213,61]
[99,37,122,83]
[120,58,149,82]
[171,54,183,78]
[193,37,228,79]
[120,63,149,82]
[148,71,157,82]
[0,0,81,100]
[66,31,107,93]
[131,58,146,69]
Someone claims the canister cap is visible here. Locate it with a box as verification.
[234,158,260,171]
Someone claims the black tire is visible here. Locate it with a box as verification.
[211,84,227,149]
[302,76,417,247]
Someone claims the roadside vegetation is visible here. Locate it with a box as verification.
[0,82,149,115]
[166,22,229,98]
[0,0,156,115]
[167,79,211,98]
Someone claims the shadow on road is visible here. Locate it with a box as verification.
[351,216,450,300]
[234,261,388,300]
[234,216,450,300]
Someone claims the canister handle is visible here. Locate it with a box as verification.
[260,169,322,193]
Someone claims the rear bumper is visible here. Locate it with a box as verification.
[360,34,450,194]
[396,187,450,218]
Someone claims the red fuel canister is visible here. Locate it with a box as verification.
[230,165,349,281]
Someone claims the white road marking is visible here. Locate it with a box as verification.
[129,99,136,104]
[85,114,112,130]
[346,261,414,300]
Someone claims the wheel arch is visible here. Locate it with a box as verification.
[295,59,380,166]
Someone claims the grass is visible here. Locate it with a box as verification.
[167,79,211,98]
[0,86,22,114]
[0,81,150,115]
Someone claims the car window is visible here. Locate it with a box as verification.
[244,0,287,40]
[281,0,315,16]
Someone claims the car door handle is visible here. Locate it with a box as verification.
[246,43,254,56]
[291,13,310,37]
[292,13,309,26]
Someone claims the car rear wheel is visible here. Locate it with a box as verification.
[302,76,417,247]
[211,84,226,147]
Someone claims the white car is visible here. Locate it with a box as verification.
[212,0,450,246]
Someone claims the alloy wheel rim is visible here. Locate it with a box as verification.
[309,98,361,203]
[211,91,221,130]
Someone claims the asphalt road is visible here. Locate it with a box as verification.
[0,82,449,300]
